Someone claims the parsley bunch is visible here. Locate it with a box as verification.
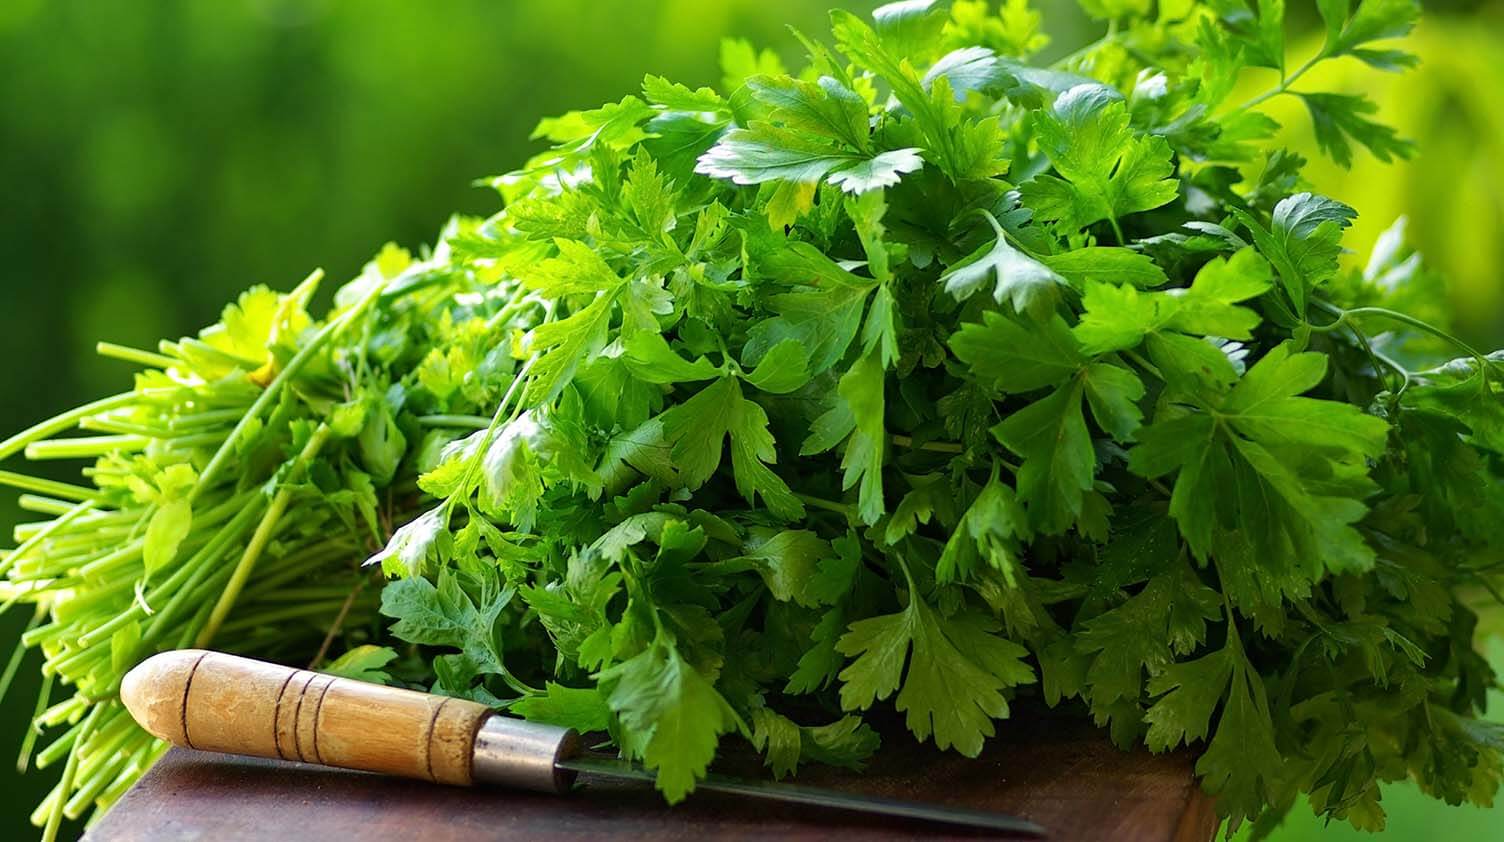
[4,1,1504,837]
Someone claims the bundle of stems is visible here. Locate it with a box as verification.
[0,265,457,839]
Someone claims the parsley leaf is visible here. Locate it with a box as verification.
[837,582,1033,756]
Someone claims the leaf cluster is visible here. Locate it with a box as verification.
[3,1,1503,837]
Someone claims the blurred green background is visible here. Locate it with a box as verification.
[0,0,1499,838]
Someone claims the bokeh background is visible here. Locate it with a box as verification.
[0,0,1499,838]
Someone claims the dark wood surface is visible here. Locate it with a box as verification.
[86,719,1218,841]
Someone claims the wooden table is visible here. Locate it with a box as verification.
[86,719,1218,841]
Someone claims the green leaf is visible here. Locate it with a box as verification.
[992,379,1095,534]
[697,127,923,194]
[936,478,1031,583]
[379,571,510,675]
[830,10,1005,181]
[1403,354,1504,454]
[802,353,886,524]
[744,339,812,394]
[750,708,880,778]
[322,646,399,685]
[1129,343,1389,576]
[523,291,618,404]
[1319,0,1420,58]
[659,378,802,519]
[513,682,612,733]
[745,74,870,150]
[837,591,1031,756]
[1041,247,1167,289]
[522,239,624,297]
[872,0,947,60]
[1231,193,1355,311]
[1082,362,1146,442]
[1143,646,1233,752]
[743,283,869,377]
[642,75,728,114]
[1020,85,1179,232]
[1188,637,1283,829]
[598,638,744,803]
[143,498,192,576]
[1077,566,1220,711]
[358,398,407,486]
[940,212,1067,318]
[1298,92,1414,168]
[696,74,925,194]
[367,507,446,577]
[622,332,722,384]
[950,311,1083,393]
[728,531,833,607]
[1073,247,1272,354]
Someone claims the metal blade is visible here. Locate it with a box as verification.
[556,755,1046,837]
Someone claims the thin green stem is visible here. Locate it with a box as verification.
[1313,302,1493,365]
[0,392,140,463]
[417,414,491,430]
[195,424,332,648]
[1344,307,1492,363]
[795,493,856,516]
[1123,348,1163,382]
[25,434,149,461]
[1235,50,1325,112]
[0,500,94,579]
[42,703,102,842]
[1106,214,1126,246]
[889,435,963,454]
[95,342,176,370]
[17,672,52,773]
[0,608,42,703]
[0,471,101,502]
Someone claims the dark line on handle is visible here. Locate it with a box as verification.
[309,676,335,765]
[271,670,298,760]
[423,697,451,783]
[291,672,314,762]
[179,652,208,750]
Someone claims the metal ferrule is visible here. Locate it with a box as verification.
[471,715,580,794]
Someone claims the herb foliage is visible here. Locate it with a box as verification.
[3,1,1504,837]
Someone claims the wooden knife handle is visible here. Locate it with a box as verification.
[121,649,492,785]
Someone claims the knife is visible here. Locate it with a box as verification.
[120,650,1044,836]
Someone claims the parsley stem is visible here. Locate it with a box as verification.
[307,573,369,669]
[888,434,962,454]
[418,414,492,430]
[17,672,52,773]
[1122,348,1164,381]
[41,702,101,842]
[1314,302,1493,364]
[795,493,855,515]
[0,500,94,579]
[0,391,141,464]
[25,434,149,461]
[0,608,43,702]
[195,423,332,648]
[1236,50,1326,112]
[0,471,100,502]
[1106,214,1126,246]
[94,342,177,370]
